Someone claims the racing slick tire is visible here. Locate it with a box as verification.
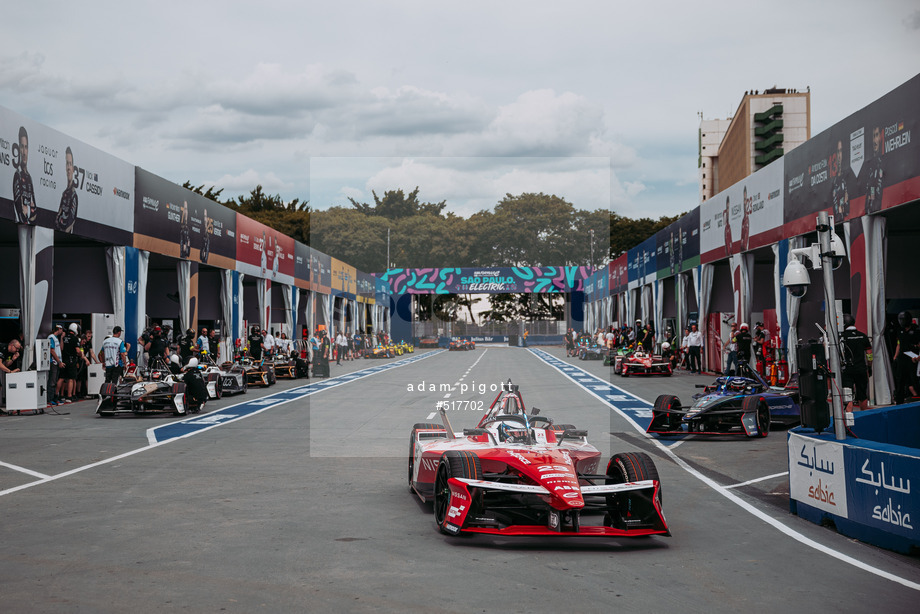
[606,451,662,503]
[408,423,447,488]
[433,450,482,535]
[651,394,682,433]
[742,395,771,438]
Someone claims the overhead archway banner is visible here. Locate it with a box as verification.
[379,266,592,294]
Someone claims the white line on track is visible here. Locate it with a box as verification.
[0,461,50,479]
[724,471,789,489]
[426,349,490,420]
[0,350,445,499]
[528,348,920,592]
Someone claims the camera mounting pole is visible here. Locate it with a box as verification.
[816,211,846,440]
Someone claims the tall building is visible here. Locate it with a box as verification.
[698,87,811,202]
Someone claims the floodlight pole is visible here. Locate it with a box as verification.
[816,210,846,440]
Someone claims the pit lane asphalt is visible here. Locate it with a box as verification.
[0,347,918,613]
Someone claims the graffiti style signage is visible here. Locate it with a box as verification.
[380,267,592,295]
[784,74,920,237]
[235,215,295,283]
[656,206,701,277]
[134,168,236,267]
[0,104,134,244]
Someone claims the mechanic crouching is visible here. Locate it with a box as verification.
[182,357,208,413]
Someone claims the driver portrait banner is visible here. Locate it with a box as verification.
[784,74,920,237]
[134,167,237,268]
[0,104,134,244]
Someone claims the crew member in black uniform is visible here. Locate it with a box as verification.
[893,311,920,405]
[55,146,79,233]
[178,328,196,365]
[60,323,84,402]
[736,322,753,368]
[248,326,264,361]
[12,126,37,224]
[147,326,169,368]
[840,314,873,411]
[181,357,208,413]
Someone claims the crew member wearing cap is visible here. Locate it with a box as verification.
[47,324,64,405]
[59,323,84,402]
[736,323,753,368]
[101,326,128,383]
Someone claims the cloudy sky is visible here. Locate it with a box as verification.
[3,1,918,219]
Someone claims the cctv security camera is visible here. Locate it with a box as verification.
[829,231,847,270]
[782,257,810,298]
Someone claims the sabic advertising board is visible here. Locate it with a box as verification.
[0,105,134,244]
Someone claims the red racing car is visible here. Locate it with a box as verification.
[408,382,670,538]
[618,350,672,377]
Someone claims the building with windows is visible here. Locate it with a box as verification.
[699,88,811,201]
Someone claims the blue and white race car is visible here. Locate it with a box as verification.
[647,364,800,438]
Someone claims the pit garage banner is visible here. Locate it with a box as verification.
[0,104,134,244]
[235,215,295,284]
[627,236,657,286]
[784,73,920,237]
[310,249,332,292]
[609,254,628,295]
[700,159,784,264]
[656,206,701,278]
[380,266,592,295]
[294,241,311,289]
[134,167,237,267]
[331,258,357,298]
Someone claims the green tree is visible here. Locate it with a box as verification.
[349,187,446,219]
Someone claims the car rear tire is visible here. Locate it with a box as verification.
[743,395,771,438]
[433,450,481,534]
[653,394,682,432]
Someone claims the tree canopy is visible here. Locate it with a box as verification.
[182,180,680,273]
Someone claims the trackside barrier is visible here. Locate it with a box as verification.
[788,401,920,554]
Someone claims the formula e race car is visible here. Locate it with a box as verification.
[272,354,309,379]
[236,357,276,387]
[193,358,241,398]
[605,346,632,367]
[408,382,670,538]
[448,340,467,351]
[618,350,672,377]
[396,341,414,354]
[96,365,193,417]
[646,363,800,438]
[366,345,395,359]
[578,342,607,360]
